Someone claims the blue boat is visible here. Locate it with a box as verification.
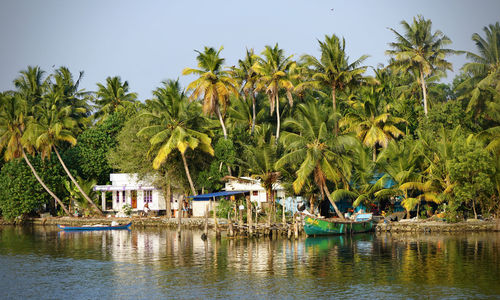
[57,222,132,231]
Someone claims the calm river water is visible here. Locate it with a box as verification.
[0,226,499,299]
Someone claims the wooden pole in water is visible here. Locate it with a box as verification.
[202,201,208,240]
[246,195,253,236]
[228,206,234,238]
[293,213,299,239]
[177,198,182,239]
[282,200,286,226]
[213,196,220,239]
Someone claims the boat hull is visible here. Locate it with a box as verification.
[57,223,132,231]
[303,216,373,236]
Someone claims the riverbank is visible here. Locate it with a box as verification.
[1,216,500,234]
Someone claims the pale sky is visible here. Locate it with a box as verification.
[1,0,499,100]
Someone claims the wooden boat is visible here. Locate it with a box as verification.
[57,222,132,231]
[303,215,373,236]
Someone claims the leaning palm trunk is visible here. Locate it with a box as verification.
[323,184,345,220]
[215,106,232,175]
[216,106,228,139]
[180,151,197,196]
[53,146,103,215]
[22,149,71,216]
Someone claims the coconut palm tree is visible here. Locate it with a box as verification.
[94,76,138,122]
[459,22,500,116]
[253,44,296,142]
[330,145,388,210]
[242,134,281,220]
[138,80,214,196]
[386,15,456,116]
[51,66,91,131]
[298,34,368,132]
[182,46,239,140]
[277,100,355,219]
[0,93,71,215]
[24,91,103,215]
[13,66,48,111]
[340,86,406,160]
[234,49,260,134]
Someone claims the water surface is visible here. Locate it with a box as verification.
[0,226,499,299]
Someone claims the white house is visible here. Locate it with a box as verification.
[224,177,286,206]
[94,173,180,214]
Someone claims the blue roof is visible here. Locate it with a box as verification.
[188,191,249,201]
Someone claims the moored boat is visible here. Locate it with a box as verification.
[57,222,132,231]
[303,215,373,236]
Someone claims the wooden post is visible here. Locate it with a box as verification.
[177,198,182,239]
[201,201,209,241]
[205,203,209,235]
[282,200,286,226]
[101,191,106,212]
[213,197,220,239]
[228,205,234,238]
[246,195,253,236]
[293,215,299,239]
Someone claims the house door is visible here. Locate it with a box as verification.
[131,191,137,209]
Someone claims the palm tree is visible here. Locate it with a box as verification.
[182,46,239,140]
[0,93,71,215]
[253,44,296,141]
[298,34,368,132]
[330,145,388,210]
[13,66,48,110]
[51,66,91,131]
[234,49,260,134]
[386,15,456,116]
[459,22,500,116]
[95,76,137,122]
[24,91,103,215]
[277,100,355,219]
[340,86,406,160]
[242,134,281,220]
[376,138,425,218]
[138,80,214,196]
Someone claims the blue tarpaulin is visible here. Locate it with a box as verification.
[187,191,249,201]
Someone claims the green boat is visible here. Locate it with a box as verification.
[303,215,374,236]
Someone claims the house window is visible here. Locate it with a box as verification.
[122,191,126,202]
[253,191,258,196]
[116,191,120,203]
[144,190,152,203]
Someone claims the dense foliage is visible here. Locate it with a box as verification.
[1,16,500,221]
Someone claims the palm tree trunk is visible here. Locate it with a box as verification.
[419,69,428,116]
[22,149,70,216]
[472,198,477,219]
[323,184,345,220]
[251,92,256,135]
[332,84,338,135]
[53,146,103,215]
[275,94,281,142]
[180,151,197,196]
[216,106,228,139]
[373,145,377,162]
[166,180,172,218]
